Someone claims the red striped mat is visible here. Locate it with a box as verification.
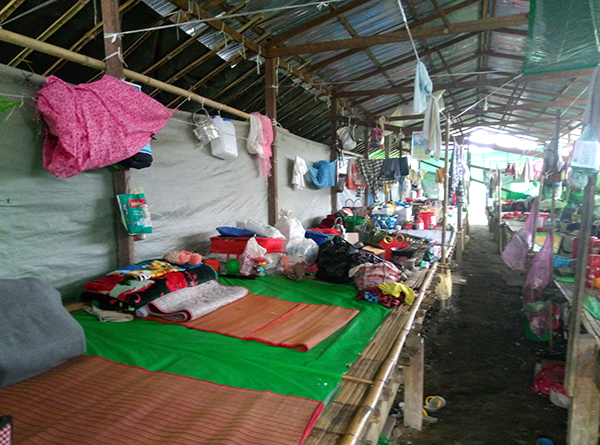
[0,355,323,445]
[150,293,360,352]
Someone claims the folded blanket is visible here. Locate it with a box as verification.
[144,280,248,322]
[81,264,218,313]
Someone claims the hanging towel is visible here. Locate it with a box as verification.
[246,113,264,157]
[254,112,274,178]
[414,61,433,114]
[35,75,172,178]
[307,160,337,188]
[423,95,442,160]
[293,156,308,190]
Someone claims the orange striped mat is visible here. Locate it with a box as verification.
[0,355,324,445]
[150,293,360,352]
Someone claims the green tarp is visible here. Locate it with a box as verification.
[74,275,390,401]
[523,0,600,75]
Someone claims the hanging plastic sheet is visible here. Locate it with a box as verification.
[523,0,600,75]
[501,198,539,273]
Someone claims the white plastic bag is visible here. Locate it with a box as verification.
[239,236,267,276]
[435,270,452,301]
[274,208,305,248]
[237,219,286,240]
[286,238,319,266]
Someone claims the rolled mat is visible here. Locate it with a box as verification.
[147,293,360,352]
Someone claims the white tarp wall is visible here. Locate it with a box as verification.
[0,64,333,299]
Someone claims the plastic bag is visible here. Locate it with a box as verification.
[237,219,286,240]
[274,208,305,248]
[435,270,452,301]
[116,187,152,235]
[501,198,538,273]
[349,261,400,290]
[285,238,319,266]
[316,236,358,284]
[522,231,554,338]
[337,126,357,151]
[239,236,267,276]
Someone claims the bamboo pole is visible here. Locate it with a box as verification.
[0,29,251,120]
[339,262,439,445]
[441,118,451,263]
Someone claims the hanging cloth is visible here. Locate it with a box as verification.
[423,95,442,161]
[346,158,366,190]
[246,113,264,157]
[292,156,308,190]
[357,159,398,200]
[252,112,274,178]
[449,142,466,205]
[307,160,337,188]
[414,61,433,114]
[35,75,173,178]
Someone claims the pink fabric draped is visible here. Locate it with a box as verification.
[35,75,173,178]
[252,112,273,178]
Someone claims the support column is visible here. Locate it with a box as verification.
[265,58,279,226]
[566,334,600,445]
[101,0,134,267]
[402,334,424,431]
[331,91,338,213]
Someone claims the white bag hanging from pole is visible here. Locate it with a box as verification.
[570,125,600,172]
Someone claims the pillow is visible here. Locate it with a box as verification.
[216,226,256,237]
[0,278,85,388]
[80,261,218,313]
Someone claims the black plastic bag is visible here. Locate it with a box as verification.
[316,236,358,284]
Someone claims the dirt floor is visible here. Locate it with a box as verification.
[388,224,569,445]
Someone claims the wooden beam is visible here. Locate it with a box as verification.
[9,0,90,67]
[482,50,525,62]
[266,0,371,48]
[309,0,480,74]
[429,0,455,33]
[566,335,600,445]
[267,13,529,57]
[265,58,278,226]
[339,69,595,98]
[100,0,134,268]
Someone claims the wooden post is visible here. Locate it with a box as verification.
[265,58,279,226]
[331,91,338,214]
[497,167,502,253]
[441,117,451,263]
[100,0,134,267]
[457,200,463,266]
[566,173,598,393]
[403,334,424,431]
[566,334,600,445]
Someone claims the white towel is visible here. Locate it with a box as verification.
[293,156,308,190]
[414,61,433,114]
[246,113,264,157]
[423,95,442,161]
[83,305,133,322]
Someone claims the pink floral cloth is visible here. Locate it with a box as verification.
[252,112,273,178]
[36,75,173,178]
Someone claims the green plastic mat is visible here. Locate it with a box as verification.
[75,275,390,401]
[523,0,600,75]
[555,276,575,283]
